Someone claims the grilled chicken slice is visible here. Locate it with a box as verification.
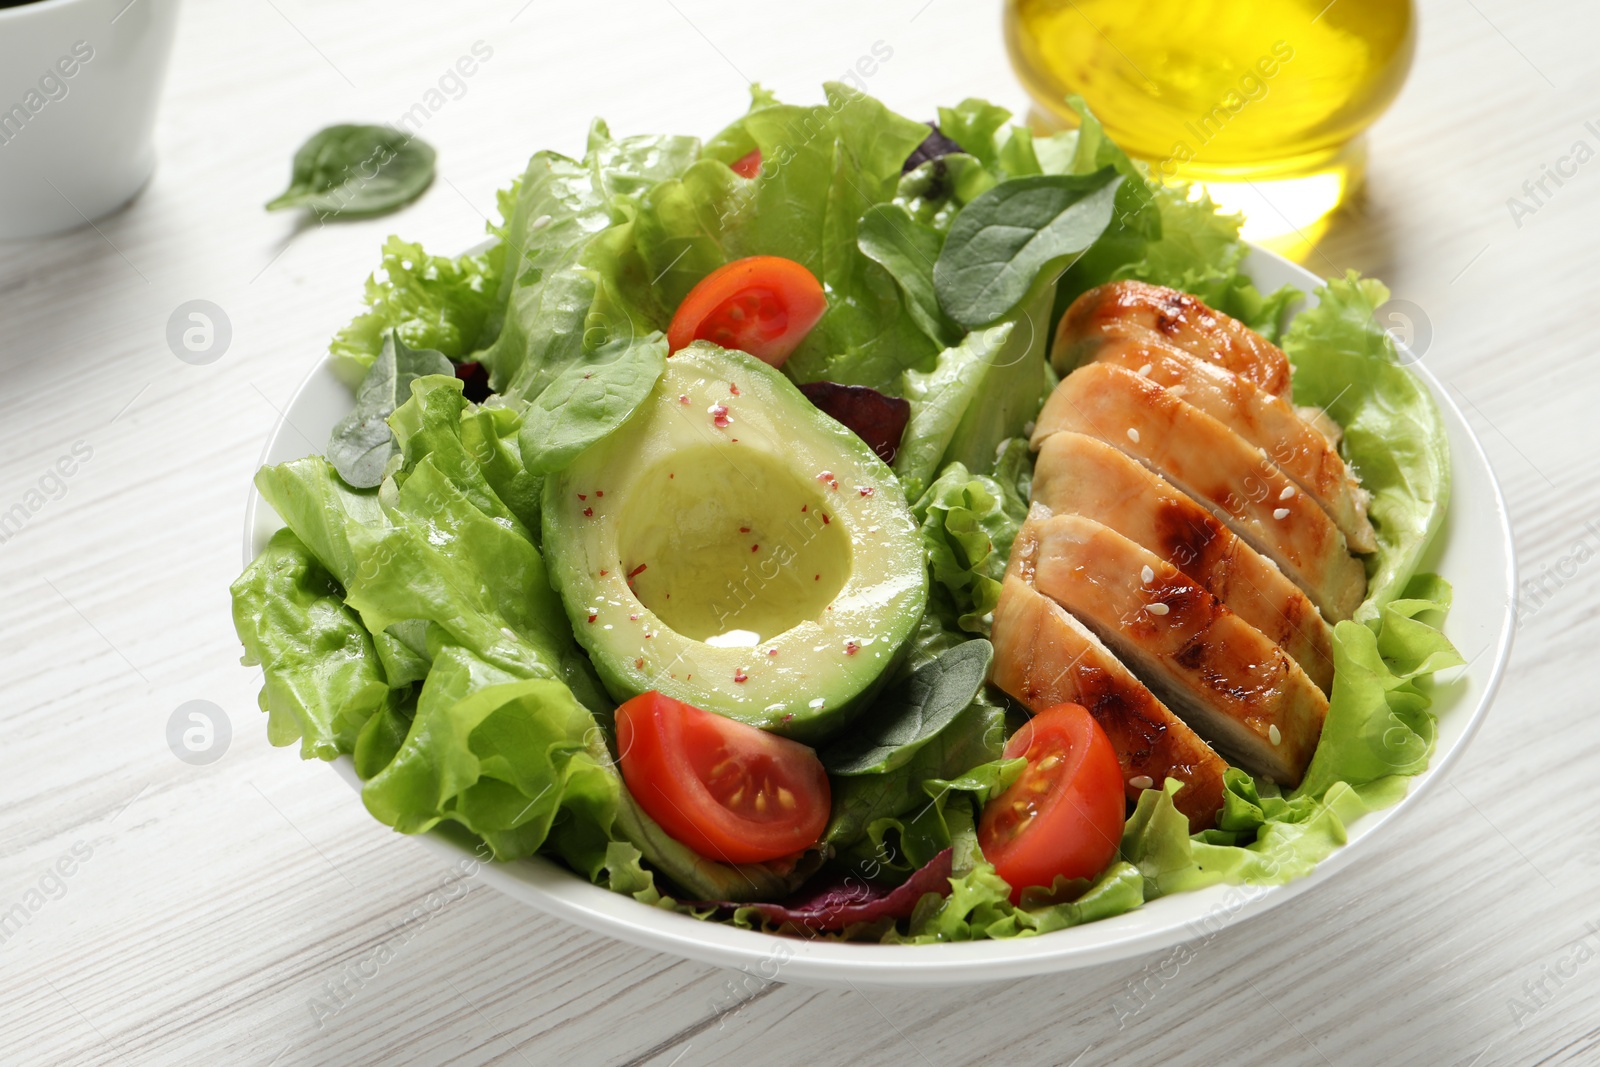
[1053,280,1292,399]
[1032,431,1335,693]
[1086,338,1377,554]
[991,520,1228,830]
[1028,512,1328,786]
[1032,362,1367,621]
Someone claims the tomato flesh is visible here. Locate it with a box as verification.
[730,148,763,179]
[978,703,1124,903]
[616,691,829,864]
[666,256,827,368]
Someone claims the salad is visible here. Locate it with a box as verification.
[230,84,1460,942]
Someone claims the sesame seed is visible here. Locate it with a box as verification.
[1148,602,1170,616]
[1127,428,1141,444]
[1167,385,1187,397]
[1269,724,1282,746]
[1140,565,1154,584]
[530,214,553,231]
[1280,485,1296,501]
[1130,775,1155,790]
[1136,363,1153,377]
[1273,507,1290,520]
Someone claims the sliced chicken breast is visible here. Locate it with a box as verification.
[1086,338,1377,554]
[1027,512,1328,786]
[1031,431,1335,693]
[1053,280,1292,399]
[992,520,1228,830]
[1032,362,1367,621]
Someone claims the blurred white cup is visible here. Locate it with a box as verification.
[0,0,180,241]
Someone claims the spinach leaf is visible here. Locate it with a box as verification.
[267,125,436,218]
[933,169,1122,328]
[856,203,960,350]
[822,639,994,776]
[327,332,453,488]
[825,698,1006,848]
[518,331,668,475]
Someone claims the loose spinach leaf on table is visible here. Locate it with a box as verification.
[267,125,436,219]
[932,169,1122,328]
[327,332,453,488]
[518,331,669,475]
[822,639,994,776]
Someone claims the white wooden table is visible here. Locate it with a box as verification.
[2,0,1595,1063]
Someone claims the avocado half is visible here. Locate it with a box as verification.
[541,342,928,742]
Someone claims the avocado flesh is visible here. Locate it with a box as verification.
[542,343,928,742]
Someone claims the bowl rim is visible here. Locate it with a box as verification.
[242,243,1517,987]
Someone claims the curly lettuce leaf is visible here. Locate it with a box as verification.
[1283,272,1452,618]
[329,236,505,387]
[361,645,614,861]
[230,527,395,759]
[910,449,1029,634]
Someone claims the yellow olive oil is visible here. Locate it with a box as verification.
[1004,0,1415,243]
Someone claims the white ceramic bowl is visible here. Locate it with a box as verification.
[244,246,1515,989]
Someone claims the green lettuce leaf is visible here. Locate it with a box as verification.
[910,453,1029,634]
[329,236,505,387]
[893,285,1051,501]
[1283,272,1452,617]
[230,528,395,759]
[361,645,614,861]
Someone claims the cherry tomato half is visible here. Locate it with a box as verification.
[730,148,763,179]
[615,691,830,864]
[666,255,827,368]
[978,703,1124,903]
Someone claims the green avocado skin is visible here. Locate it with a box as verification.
[539,343,928,744]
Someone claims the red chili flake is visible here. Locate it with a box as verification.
[710,404,732,428]
[845,640,859,656]
[821,512,831,525]
[859,486,875,497]
[751,544,760,553]
[733,668,748,683]
[669,473,675,479]
[813,574,820,581]
[782,713,794,723]
[599,569,609,577]
[635,658,644,669]
[595,490,604,498]
[817,470,838,490]
[583,507,593,517]
[739,527,751,533]
[679,395,690,405]
[627,563,647,579]
[578,493,587,500]
[767,649,778,657]
[629,613,639,621]
[729,382,741,396]
[587,612,597,623]
[801,504,808,512]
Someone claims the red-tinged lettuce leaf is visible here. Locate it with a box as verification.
[696,848,953,933]
[798,381,912,464]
